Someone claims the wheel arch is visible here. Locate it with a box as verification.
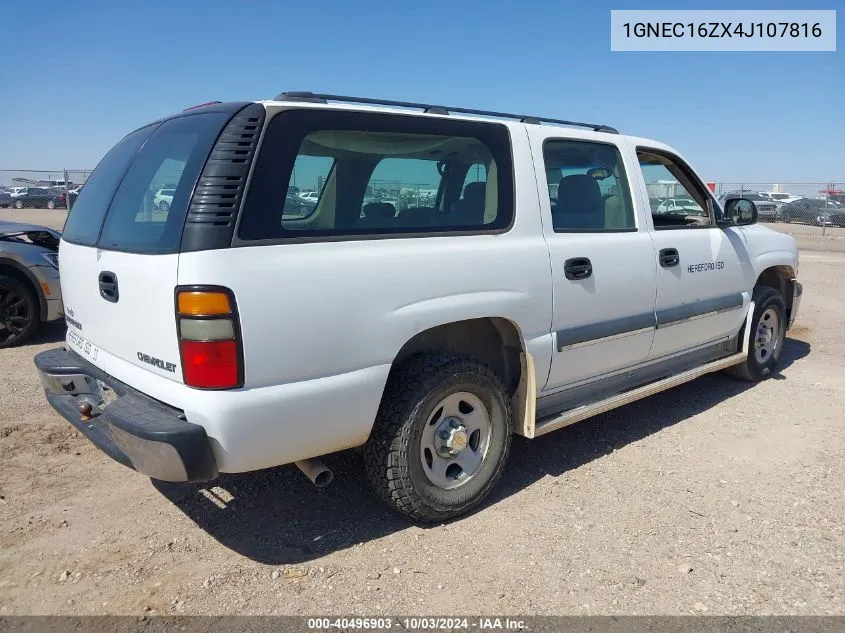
[387,317,535,437]
[755,264,798,327]
[756,264,794,298]
[0,258,46,321]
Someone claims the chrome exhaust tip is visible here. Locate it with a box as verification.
[295,458,333,488]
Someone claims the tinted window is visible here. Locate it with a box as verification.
[542,140,635,232]
[239,109,513,240]
[98,113,226,253]
[62,125,156,245]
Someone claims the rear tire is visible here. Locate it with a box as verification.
[0,275,39,348]
[159,200,170,212]
[725,286,786,382]
[46,199,55,210]
[363,352,513,523]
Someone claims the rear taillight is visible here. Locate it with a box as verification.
[176,287,243,389]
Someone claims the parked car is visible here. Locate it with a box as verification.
[34,93,802,523]
[0,191,11,208]
[812,201,845,227]
[153,188,175,211]
[778,197,842,224]
[758,191,803,207]
[282,192,310,217]
[298,191,319,204]
[10,187,66,210]
[0,221,64,347]
[9,187,29,198]
[718,192,778,221]
[655,198,700,213]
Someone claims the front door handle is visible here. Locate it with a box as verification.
[564,257,592,280]
[659,248,680,268]
[98,271,119,303]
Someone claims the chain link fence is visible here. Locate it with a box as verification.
[0,169,91,211]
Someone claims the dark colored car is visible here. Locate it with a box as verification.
[779,198,845,226]
[10,187,67,210]
[0,221,64,347]
[0,190,11,208]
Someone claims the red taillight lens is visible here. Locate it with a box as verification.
[176,287,242,389]
[180,340,239,389]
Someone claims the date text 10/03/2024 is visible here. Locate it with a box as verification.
[306,617,527,630]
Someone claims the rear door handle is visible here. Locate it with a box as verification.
[98,271,119,303]
[564,257,592,280]
[659,248,680,268]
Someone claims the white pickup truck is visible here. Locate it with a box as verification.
[35,92,802,522]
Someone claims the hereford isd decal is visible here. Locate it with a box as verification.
[687,261,725,274]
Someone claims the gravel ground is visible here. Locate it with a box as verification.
[0,209,843,616]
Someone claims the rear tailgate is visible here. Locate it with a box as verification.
[58,105,250,389]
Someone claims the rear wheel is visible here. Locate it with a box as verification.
[46,199,55,210]
[14,200,23,210]
[159,200,170,212]
[0,276,39,348]
[363,352,512,523]
[725,286,786,382]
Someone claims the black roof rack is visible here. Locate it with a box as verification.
[273,91,619,134]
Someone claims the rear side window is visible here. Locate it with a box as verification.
[238,109,514,241]
[61,125,155,245]
[542,139,636,232]
[98,113,227,253]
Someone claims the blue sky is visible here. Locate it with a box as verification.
[1,0,842,185]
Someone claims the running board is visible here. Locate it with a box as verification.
[528,301,754,439]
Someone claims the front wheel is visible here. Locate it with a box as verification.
[725,286,786,382]
[0,276,39,348]
[46,199,55,209]
[363,352,513,523]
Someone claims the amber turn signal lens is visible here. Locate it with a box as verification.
[177,291,231,316]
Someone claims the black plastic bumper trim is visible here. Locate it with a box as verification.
[34,347,218,482]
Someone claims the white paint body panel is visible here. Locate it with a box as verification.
[54,103,801,474]
[59,240,184,389]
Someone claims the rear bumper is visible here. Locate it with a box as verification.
[33,347,218,482]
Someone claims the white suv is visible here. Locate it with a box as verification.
[35,93,803,522]
[153,188,175,211]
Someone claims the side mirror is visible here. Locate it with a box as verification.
[721,197,758,226]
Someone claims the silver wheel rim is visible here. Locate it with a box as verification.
[419,391,492,490]
[754,307,781,365]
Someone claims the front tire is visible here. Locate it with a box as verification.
[363,352,513,523]
[14,200,23,210]
[0,275,39,348]
[725,286,786,382]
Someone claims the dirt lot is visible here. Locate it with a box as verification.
[0,209,843,616]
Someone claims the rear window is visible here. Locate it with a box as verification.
[238,109,514,241]
[62,112,227,253]
[62,125,156,245]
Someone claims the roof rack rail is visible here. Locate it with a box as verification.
[273,91,619,134]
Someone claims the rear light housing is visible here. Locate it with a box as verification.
[175,286,243,389]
